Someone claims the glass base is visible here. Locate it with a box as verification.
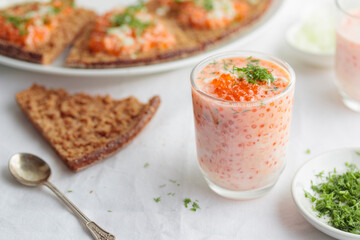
[341,94,360,112]
[204,176,277,200]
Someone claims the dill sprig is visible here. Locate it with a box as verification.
[111,1,152,36]
[174,0,214,11]
[203,0,214,11]
[184,198,200,211]
[231,57,275,84]
[2,13,28,35]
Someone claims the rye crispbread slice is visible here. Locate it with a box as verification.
[65,0,272,68]
[16,84,161,172]
[0,5,96,65]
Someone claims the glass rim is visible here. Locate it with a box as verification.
[190,51,296,106]
[336,0,360,19]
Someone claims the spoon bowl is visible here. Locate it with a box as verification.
[8,152,115,239]
[9,153,51,187]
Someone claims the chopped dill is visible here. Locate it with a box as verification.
[232,57,275,84]
[305,163,360,234]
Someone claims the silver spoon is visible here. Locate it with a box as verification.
[8,153,115,240]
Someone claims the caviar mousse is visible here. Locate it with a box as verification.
[192,56,295,193]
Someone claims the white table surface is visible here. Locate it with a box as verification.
[1,0,359,239]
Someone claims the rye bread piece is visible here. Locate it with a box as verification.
[0,5,96,65]
[16,84,161,172]
[65,0,272,69]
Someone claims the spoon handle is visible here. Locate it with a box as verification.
[43,181,116,240]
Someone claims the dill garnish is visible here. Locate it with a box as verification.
[190,201,200,211]
[231,108,240,114]
[203,0,214,11]
[111,2,152,36]
[305,163,360,234]
[184,198,200,212]
[2,13,28,35]
[184,198,191,208]
[231,57,275,84]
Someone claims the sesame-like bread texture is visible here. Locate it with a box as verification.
[16,84,161,171]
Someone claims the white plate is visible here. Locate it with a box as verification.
[0,0,283,77]
[292,148,360,240]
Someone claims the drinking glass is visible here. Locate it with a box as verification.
[191,51,296,199]
[335,0,360,111]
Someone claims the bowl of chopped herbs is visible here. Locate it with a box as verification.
[292,148,360,240]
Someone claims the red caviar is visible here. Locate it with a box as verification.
[88,6,176,56]
[175,0,249,29]
[209,73,289,102]
[0,18,23,45]
[0,1,73,47]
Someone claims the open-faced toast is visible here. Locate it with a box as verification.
[65,0,272,69]
[16,84,161,172]
[65,12,200,68]
[0,1,96,64]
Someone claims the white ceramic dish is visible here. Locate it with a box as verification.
[286,23,334,68]
[292,148,360,240]
[0,0,283,77]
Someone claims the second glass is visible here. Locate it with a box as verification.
[335,0,360,111]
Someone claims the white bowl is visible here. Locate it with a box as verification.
[292,148,360,240]
[286,24,334,68]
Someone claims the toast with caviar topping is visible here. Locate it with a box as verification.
[65,2,199,68]
[147,0,272,53]
[0,0,96,64]
[16,84,161,172]
[65,0,272,68]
